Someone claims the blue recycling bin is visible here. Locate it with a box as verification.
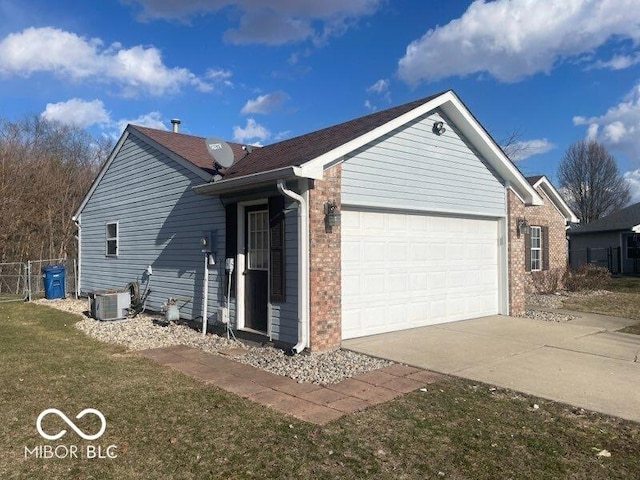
[42,265,66,299]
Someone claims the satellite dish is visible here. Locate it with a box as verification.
[205,137,234,168]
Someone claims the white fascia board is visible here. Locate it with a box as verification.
[632,224,640,233]
[127,127,212,182]
[439,96,543,206]
[72,130,130,220]
[193,166,318,196]
[533,176,579,223]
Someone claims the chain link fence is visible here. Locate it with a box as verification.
[0,258,77,303]
[0,262,28,303]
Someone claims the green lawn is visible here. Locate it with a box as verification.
[2,302,639,479]
[562,276,640,334]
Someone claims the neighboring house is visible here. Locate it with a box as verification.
[568,201,640,274]
[73,89,576,352]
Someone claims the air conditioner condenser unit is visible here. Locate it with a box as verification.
[89,291,131,321]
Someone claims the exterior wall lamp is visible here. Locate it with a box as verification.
[517,217,530,238]
[433,121,446,135]
[324,201,341,228]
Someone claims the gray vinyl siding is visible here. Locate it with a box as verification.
[80,132,299,344]
[80,134,225,322]
[341,111,506,217]
[269,201,298,344]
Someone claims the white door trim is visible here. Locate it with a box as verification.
[236,199,271,337]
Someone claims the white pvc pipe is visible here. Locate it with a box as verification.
[202,252,209,335]
[277,179,309,354]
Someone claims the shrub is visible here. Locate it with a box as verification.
[563,264,611,292]
[531,268,563,294]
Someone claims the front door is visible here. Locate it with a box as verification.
[244,206,269,332]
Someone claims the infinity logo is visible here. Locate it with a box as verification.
[36,408,107,441]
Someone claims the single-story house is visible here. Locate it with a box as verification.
[72,89,577,352]
[568,201,640,274]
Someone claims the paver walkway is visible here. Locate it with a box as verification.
[140,345,445,425]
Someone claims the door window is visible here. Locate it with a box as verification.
[248,210,269,270]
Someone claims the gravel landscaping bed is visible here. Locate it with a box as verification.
[516,310,577,322]
[33,298,392,385]
[522,290,611,322]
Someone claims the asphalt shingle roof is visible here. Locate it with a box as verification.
[130,125,247,174]
[525,175,544,186]
[130,90,448,180]
[570,201,640,234]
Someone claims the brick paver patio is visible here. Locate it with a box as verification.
[140,345,446,425]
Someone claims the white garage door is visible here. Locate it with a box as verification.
[342,210,500,339]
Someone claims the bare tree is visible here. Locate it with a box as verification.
[500,128,528,162]
[0,115,111,262]
[557,140,630,224]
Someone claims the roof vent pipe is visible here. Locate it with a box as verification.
[171,118,181,133]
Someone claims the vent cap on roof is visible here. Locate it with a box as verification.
[171,118,181,133]
[205,137,234,168]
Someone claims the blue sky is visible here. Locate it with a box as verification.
[2,0,640,200]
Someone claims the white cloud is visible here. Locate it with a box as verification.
[503,138,555,162]
[364,100,376,111]
[0,27,210,96]
[397,0,640,84]
[241,91,288,115]
[206,67,233,87]
[593,54,640,70]
[116,111,167,133]
[573,83,640,160]
[233,118,270,144]
[41,98,110,128]
[366,78,389,94]
[624,169,640,203]
[127,0,383,46]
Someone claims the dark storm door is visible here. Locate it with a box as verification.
[244,206,269,332]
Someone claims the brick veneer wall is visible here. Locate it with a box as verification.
[507,190,527,315]
[523,186,569,291]
[507,186,569,316]
[308,163,342,352]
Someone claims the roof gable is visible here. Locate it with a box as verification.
[570,201,640,234]
[198,90,541,204]
[526,175,579,223]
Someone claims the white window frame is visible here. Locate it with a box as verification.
[530,226,542,271]
[106,221,119,257]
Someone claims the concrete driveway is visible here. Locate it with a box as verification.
[343,313,640,422]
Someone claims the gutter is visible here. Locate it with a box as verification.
[194,166,321,196]
[276,179,309,354]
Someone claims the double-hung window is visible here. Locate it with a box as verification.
[530,226,542,271]
[106,221,118,257]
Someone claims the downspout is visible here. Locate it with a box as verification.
[277,179,309,354]
[73,215,81,298]
[202,252,209,336]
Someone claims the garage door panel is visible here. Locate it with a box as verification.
[342,210,500,339]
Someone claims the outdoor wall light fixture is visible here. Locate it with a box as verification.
[324,201,341,227]
[517,217,530,237]
[433,121,446,135]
